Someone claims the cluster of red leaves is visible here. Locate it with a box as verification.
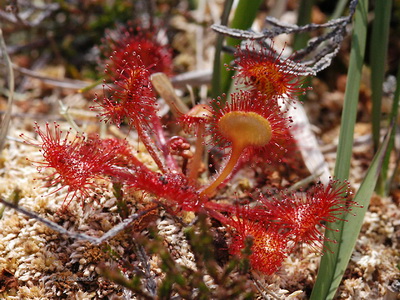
[26,120,354,273]
[25,24,357,277]
[93,24,174,130]
[23,122,206,212]
[209,180,354,273]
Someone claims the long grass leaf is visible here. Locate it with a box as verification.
[292,0,314,51]
[370,0,392,153]
[333,0,368,181]
[331,0,350,20]
[310,0,369,298]
[0,29,14,153]
[381,65,400,193]
[311,123,392,299]
[371,0,394,194]
[211,0,234,99]
[293,0,314,102]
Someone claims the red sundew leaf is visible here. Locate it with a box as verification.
[208,203,289,274]
[92,55,158,129]
[207,91,292,163]
[259,180,355,251]
[21,123,129,208]
[102,24,173,76]
[200,91,294,197]
[242,124,298,167]
[227,214,289,275]
[232,42,308,101]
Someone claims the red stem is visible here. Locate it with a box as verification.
[188,124,205,180]
[150,113,178,171]
[135,119,168,173]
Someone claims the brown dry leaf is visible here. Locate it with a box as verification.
[133,207,160,232]
[0,269,18,293]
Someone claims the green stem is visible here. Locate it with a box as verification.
[78,77,103,93]
[333,5,368,181]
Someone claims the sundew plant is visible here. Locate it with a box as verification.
[20,23,357,274]
[0,0,397,298]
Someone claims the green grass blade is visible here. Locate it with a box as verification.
[310,123,392,300]
[333,0,368,181]
[0,29,14,153]
[331,0,350,20]
[310,0,369,298]
[218,0,264,96]
[381,64,400,193]
[292,0,314,51]
[371,0,394,195]
[293,0,314,102]
[211,0,234,99]
[370,0,392,153]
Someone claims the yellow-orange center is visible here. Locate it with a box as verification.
[218,111,272,149]
[201,111,272,197]
[248,64,287,96]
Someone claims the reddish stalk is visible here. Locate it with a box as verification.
[188,123,205,180]
[134,119,168,173]
[150,113,179,171]
[176,104,212,180]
